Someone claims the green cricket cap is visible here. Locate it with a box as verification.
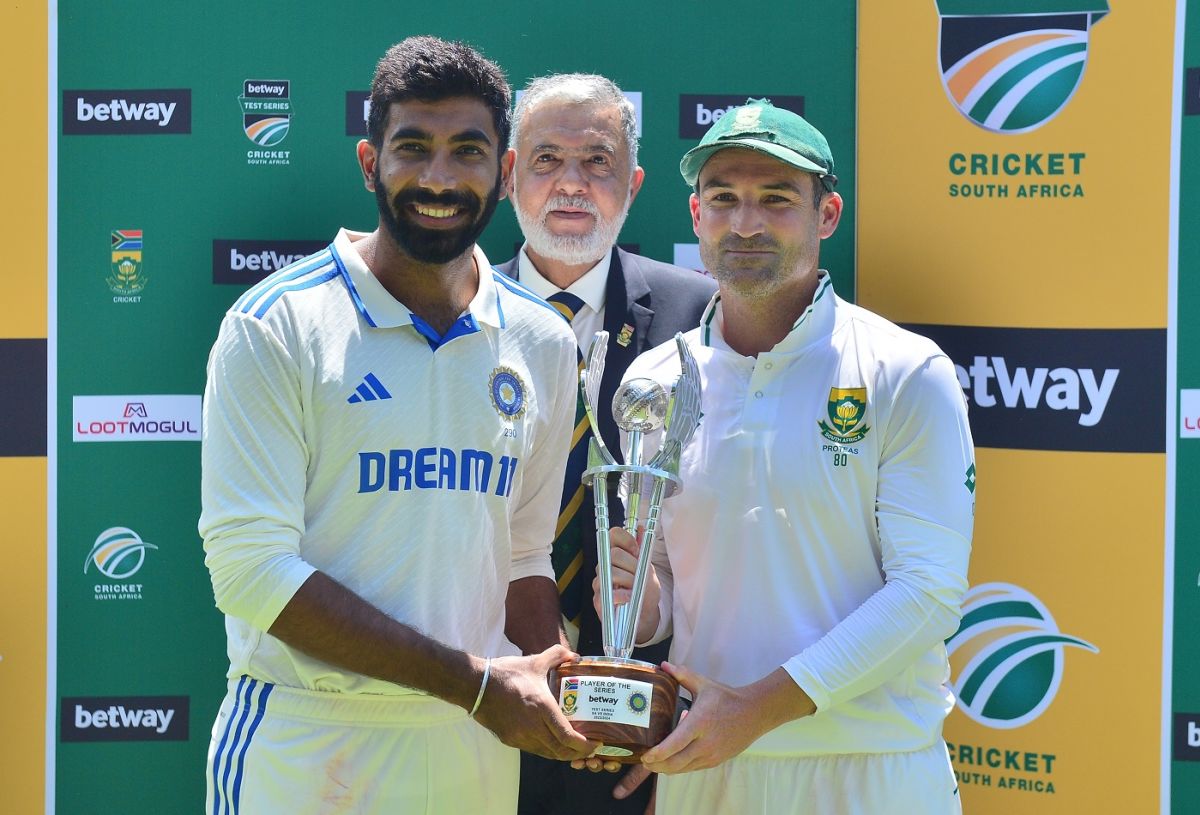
[679,98,837,191]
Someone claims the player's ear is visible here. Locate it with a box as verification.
[626,166,645,208]
[818,191,843,239]
[357,139,377,191]
[500,148,516,201]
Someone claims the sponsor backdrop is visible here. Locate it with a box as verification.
[860,2,1188,814]
[24,1,1192,812]
[46,2,855,813]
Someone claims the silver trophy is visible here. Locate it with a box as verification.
[549,330,701,761]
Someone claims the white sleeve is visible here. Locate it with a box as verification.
[507,335,577,582]
[198,312,316,632]
[783,354,974,711]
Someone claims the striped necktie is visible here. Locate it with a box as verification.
[546,291,589,632]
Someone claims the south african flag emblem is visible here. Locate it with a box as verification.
[936,0,1109,134]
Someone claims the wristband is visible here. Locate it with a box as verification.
[468,658,491,718]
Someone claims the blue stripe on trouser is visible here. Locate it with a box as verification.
[230,682,273,810]
[211,677,273,815]
[210,675,248,815]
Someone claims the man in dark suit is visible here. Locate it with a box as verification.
[497,73,716,815]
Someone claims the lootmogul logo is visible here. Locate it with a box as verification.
[936,0,1108,133]
[947,582,1097,729]
[73,394,201,442]
[108,229,146,303]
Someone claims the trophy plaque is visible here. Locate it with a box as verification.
[550,331,702,762]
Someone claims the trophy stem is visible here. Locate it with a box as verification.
[593,469,617,658]
[620,476,668,653]
[623,428,645,539]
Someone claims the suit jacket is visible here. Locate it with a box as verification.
[496,247,716,659]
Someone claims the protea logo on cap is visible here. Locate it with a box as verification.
[936,0,1108,134]
[947,582,1098,729]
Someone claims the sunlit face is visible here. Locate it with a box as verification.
[360,96,509,264]
[690,148,840,299]
[510,100,643,266]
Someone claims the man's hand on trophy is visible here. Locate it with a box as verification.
[473,645,599,761]
[594,526,661,644]
[641,663,817,774]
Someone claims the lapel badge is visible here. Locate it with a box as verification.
[616,323,635,347]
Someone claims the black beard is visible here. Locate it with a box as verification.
[374,169,501,265]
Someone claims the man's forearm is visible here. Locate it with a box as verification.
[267,570,481,709]
[505,575,568,654]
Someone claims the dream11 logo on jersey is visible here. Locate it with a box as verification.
[935,0,1108,134]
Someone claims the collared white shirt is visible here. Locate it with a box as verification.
[516,244,610,348]
[625,273,975,757]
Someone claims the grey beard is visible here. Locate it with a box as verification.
[512,190,629,267]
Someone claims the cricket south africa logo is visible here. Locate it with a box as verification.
[818,387,870,444]
[947,582,1098,729]
[108,229,146,303]
[85,527,157,580]
[240,80,293,165]
[936,0,1109,133]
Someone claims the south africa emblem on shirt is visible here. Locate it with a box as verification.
[489,366,527,419]
[818,387,870,444]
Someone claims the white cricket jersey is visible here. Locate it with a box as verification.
[200,228,577,695]
[627,273,975,757]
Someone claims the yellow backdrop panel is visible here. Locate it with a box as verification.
[858,2,1173,328]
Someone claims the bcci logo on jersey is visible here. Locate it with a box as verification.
[108,229,146,303]
[489,367,527,420]
[818,387,870,444]
[936,0,1108,134]
[947,582,1098,729]
[240,80,292,165]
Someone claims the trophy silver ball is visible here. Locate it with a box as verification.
[612,379,669,433]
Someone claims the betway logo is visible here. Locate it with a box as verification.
[213,239,326,285]
[63,89,191,135]
[61,696,188,742]
[679,94,805,138]
[77,704,173,733]
[246,82,286,96]
[902,324,1164,453]
[77,97,176,126]
[956,357,1117,427]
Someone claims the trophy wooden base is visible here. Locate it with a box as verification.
[549,656,680,763]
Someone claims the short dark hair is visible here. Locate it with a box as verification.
[367,36,511,148]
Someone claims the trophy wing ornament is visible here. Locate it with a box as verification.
[581,330,616,472]
[647,333,702,480]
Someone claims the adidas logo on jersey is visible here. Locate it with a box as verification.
[347,373,392,404]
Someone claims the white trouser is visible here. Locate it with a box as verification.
[206,675,518,815]
[657,741,961,815]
